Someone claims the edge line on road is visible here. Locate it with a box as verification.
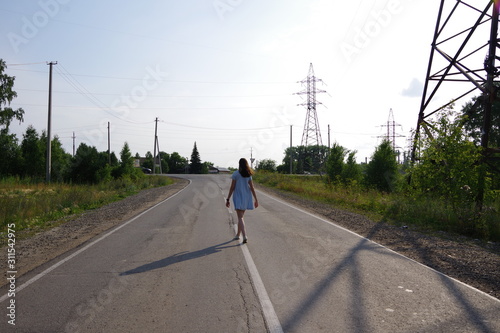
[232,222,284,333]
[222,181,284,333]
[257,189,500,303]
[0,180,192,304]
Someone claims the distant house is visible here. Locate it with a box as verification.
[217,167,231,174]
[208,166,231,174]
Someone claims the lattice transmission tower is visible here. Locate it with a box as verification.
[412,0,500,208]
[380,108,405,152]
[296,63,326,148]
[413,0,499,158]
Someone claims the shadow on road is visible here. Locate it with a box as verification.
[281,222,498,333]
[120,240,239,276]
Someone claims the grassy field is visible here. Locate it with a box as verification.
[253,172,500,242]
[0,176,174,238]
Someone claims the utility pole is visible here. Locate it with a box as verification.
[156,132,162,174]
[72,132,76,157]
[250,147,255,169]
[107,122,111,165]
[328,124,331,149]
[153,117,158,174]
[290,125,293,174]
[46,61,57,183]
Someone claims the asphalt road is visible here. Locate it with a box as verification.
[1,174,499,333]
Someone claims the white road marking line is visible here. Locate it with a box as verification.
[258,189,500,303]
[221,183,284,333]
[233,224,284,333]
[0,181,190,303]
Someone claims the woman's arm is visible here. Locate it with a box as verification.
[226,179,236,208]
[249,180,259,208]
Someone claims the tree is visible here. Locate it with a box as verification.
[142,151,154,170]
[158,151,170,174]
[365,140,399,192]
[461,88,500,148]
[120,142,134,171]
[410,107,482,205]
[69,143,101,183]
[257,159,277,172]
[0,59,24,178]
[342,151,362,185]
[0,130,20,177]
[280,146,301,174]
[190,142,203,174]
[49,135,71,182]
[165,152,187,174]
[0,59,24,131]
[280,145,329,174]
[21,126,44,178]
[326,143,347,183]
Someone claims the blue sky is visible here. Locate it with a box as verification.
[0,0,490,168]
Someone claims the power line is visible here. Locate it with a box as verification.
[9,67,293,84]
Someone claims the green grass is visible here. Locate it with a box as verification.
[0,176,174,241]
[253,172,500,242]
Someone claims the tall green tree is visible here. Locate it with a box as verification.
[365,140,399,192]
[142,151,154,170]
[410,107,482,204]
[165,152,187,174]
[69,143,101,183]
[0,59,24,131]
[0,130,20,176]
[48,134,71,182]
[461,87,500,148]
[119,142,134,174]
[20,126,44,178]
[326,143,347,183]
[342,151,362,185]
[0,59,24,177]
[190,142,203,174]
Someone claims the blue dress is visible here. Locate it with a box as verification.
[231,170,254,210]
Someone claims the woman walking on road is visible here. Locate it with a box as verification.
[226,158,259,243]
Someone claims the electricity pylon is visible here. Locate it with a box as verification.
[412,0,500,209]
[296,63,326,148]
[294,63,327,173]
[380,108,405,153]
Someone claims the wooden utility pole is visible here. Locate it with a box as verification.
[72,132,76,157]
[290,125,293,174]
[107,121,111,165]
[153,117,158,174]
[46,61,57,182]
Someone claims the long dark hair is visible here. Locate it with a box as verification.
[238,158,254,178]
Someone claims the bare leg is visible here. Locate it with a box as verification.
[236,209,246,238]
